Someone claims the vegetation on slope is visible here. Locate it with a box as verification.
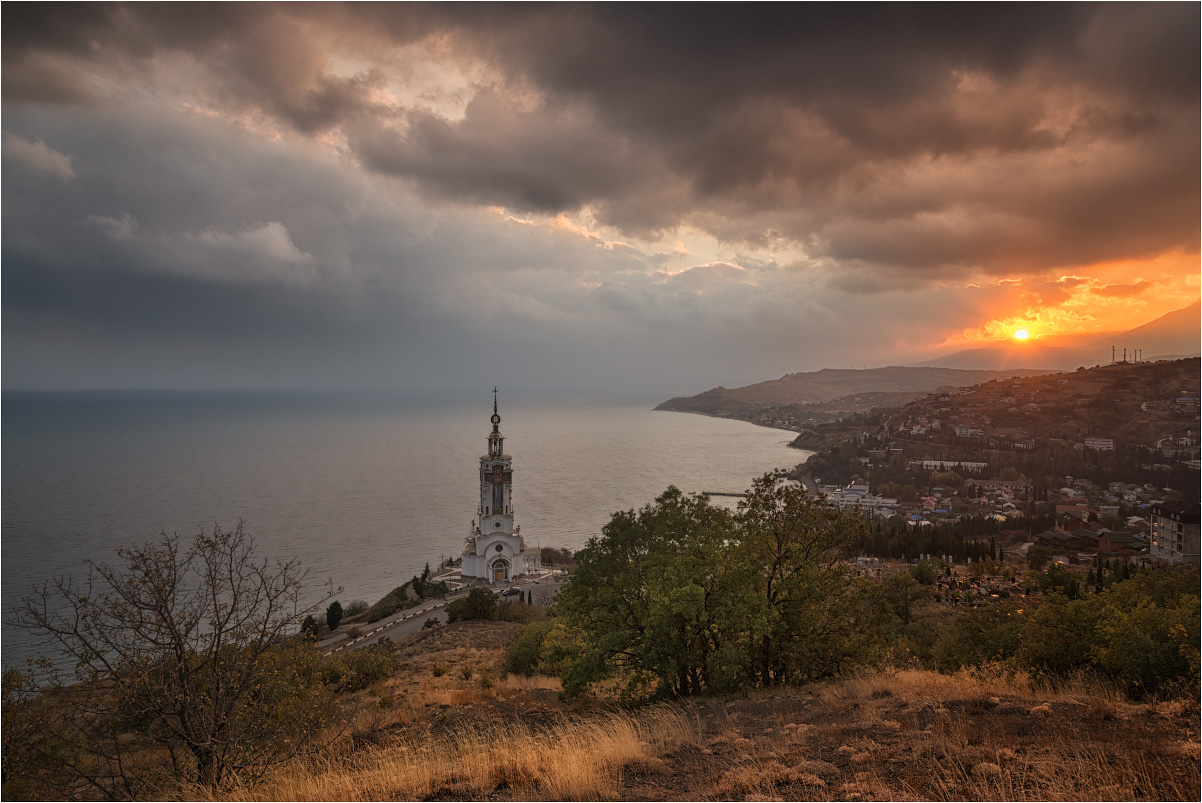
[5,475,1198,800]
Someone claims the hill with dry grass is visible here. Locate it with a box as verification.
[209,620,1200,802]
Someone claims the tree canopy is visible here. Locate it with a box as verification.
[555,474,867,699]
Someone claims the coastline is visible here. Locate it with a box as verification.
[654,407,818,485]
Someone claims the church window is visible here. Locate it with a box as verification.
[493,483,504,511]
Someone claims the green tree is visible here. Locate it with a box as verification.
[1017,593,1102,676]
[910,560,938,585]
[879,571,932,625]
[556,475,865,699]
[1091,569,1201,698]
[736,475,865,686]
[1027,544,1055,571]
[447,587,498,622]
[8,524,337,796]
[504,620,557,677]
[326,600,344,631]
[557,487,739,698]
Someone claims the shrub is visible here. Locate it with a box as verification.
[321,644,396,693]
[422,618,441,629]
[910,560,937,585]
[344,600,369,617]
[447,588,498,623]
[505,620,557,677]
[431,662,447,677]
[326,600,344,631]
[497,599,532,623]
[1091,568,1200,698]
[1027,545,1056,571]
[932,602,1023,670]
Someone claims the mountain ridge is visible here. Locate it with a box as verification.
[655,366,1054,414]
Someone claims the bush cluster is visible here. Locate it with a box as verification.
[320,643,396,693]
[931,564,1199,699]
[447,587,498,622]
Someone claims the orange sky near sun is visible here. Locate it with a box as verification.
[938,250,1200,347]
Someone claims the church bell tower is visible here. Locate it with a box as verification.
[461,389,534,583]
[479,389,513,535]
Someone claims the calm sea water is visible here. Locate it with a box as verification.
[2,391,807,667]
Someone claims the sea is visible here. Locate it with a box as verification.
[1,391,807,668]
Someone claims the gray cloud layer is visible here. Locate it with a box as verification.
[3,4,1198,393]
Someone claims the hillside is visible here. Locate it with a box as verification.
[789,357,1201,503]
[915,345,1093,371]
[915,300,1200,371]
[877,358,1200,451]
[210,620,1199,802]
[1101,299,1202,359]
[656,366,1053,415]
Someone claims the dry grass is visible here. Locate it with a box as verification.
[823,663,1128,708]
[187,622,1198,802]
[214,706,699,802]
[919,738,1198,802]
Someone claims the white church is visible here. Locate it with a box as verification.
[461,391,540,583]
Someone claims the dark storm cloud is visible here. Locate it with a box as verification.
[6,4,1198,276]
[5,4,1197,277]
[2,3,1199,395]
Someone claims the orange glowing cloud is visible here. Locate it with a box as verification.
[938,250,1200,348]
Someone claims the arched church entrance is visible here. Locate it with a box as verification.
[490,557,510,583]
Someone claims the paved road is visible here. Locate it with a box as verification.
[322,578,567,654]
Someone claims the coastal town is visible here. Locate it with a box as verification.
[712,359,1200,578]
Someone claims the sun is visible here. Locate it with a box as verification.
[1013,329,1030,340]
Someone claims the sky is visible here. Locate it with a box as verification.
[3,3,1199,398]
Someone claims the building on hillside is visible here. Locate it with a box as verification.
[461,391,540,582]
[919,460,989,471]
[975,479,1031,492]
[1055,503,1091,518]
[1036,530,1090,550]
[1149,502,1201,564]
[1096,530,1144,555]
[1084,437,1115,451]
